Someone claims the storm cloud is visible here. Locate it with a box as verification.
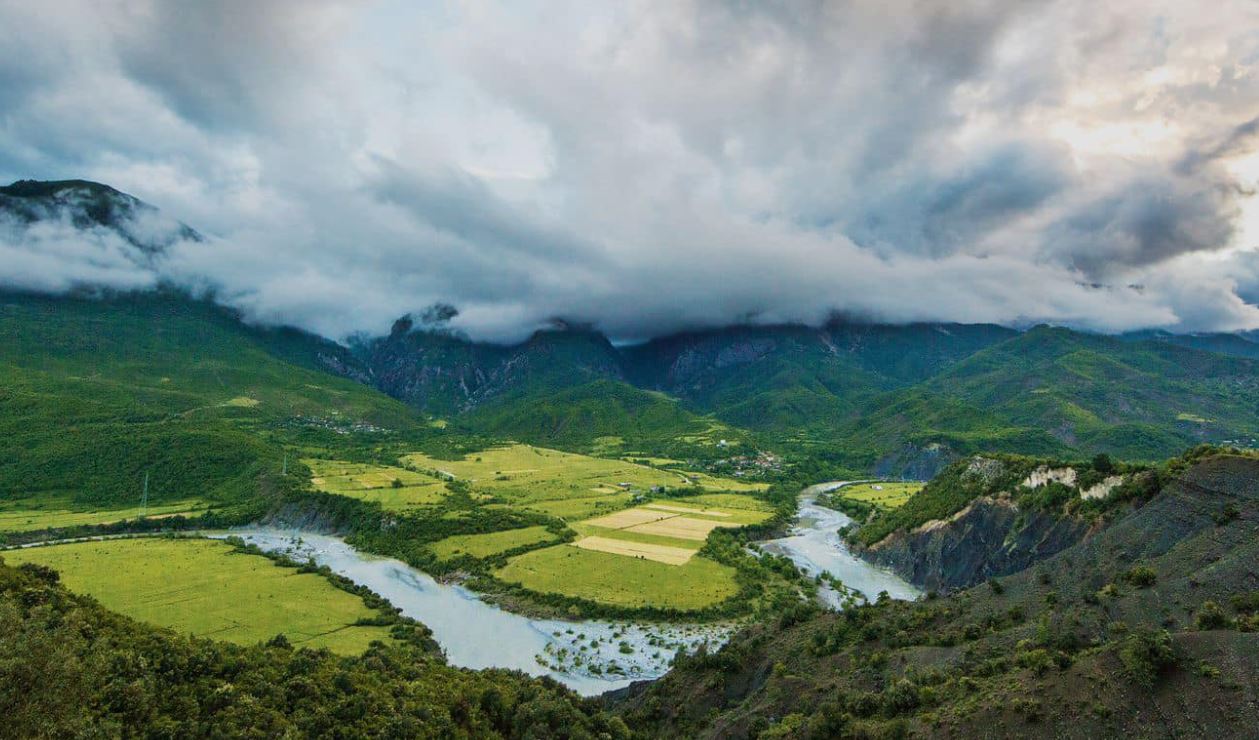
[1,0,1258,341]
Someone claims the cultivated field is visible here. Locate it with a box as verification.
[428,525,559,560]
[403,443,762,519]
[305,458,450,511]
[571,536,695,565]
[837,482,921,510]
[0,497,210,534]
[494,494,772,610]
[3,538,396,653]
[494,544,740,609]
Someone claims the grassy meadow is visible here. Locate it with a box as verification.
[429,525,560,560]
[494,544,740,610]
[0,497,211,534]
[836,482,921,510]
[404,443,762,515]
[3,538,397,653]
[304,458,450,511]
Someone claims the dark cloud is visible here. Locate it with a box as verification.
[0,0,1257,341]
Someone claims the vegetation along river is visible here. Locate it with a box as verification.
[758,482,921,607]
[220,485,917,695]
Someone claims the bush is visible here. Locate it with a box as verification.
[1118,629,1175,687]
[1124,566,1157,588]
[1194,601,1232,630]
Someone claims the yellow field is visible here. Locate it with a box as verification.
[304,459,449,511]
[571,536,695,565]
[4,538,395,653]
[644,503,731,517]
[627,516,727,541]
[586,508,675,529]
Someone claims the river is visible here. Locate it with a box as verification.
[211,482,917,695]
[757,482,921,607]
[216,527,733,696]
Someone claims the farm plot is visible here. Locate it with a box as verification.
[494,545,739,610]
[304,458,449,511]
[428,525,558,561]
[3,538,396,653]
[571,536,695,565]
[494,493,773,610]
[627,516,726,541]
[403,443,759,519]
[837,482,921,510]
[0,497,211,534]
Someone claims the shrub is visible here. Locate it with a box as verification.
[988,578,1004,595]
[1124,566,1157,588]
[1118,628,1175,687]
[1194,601,1232,630]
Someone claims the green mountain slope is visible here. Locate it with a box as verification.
[0,290,423,510]
[911,326,1259,459]
[463,378,751,455]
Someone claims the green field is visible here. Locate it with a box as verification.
[3,538,396,653]
[513,493,633,520]
[838,482,922,510]
[305,459,449,511]
[429,526,559,560]
[493,493,770,610]
[0,497,211,533]
[494,545,739,610]
[404,443,762,514]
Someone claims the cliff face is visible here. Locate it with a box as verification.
[856,495,1097,592]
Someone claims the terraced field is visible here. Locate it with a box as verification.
[305,459,450,511]
[3,538,397,653]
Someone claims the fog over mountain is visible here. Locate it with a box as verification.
[2,1,1259,343]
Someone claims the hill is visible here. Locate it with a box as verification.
[0,289,426,525]
[614,452,1259,737]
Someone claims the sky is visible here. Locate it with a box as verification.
[2,0,1259,343]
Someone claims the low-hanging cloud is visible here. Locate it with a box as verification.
[1,0,1258,343]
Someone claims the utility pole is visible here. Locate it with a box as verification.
[141,472,149,517]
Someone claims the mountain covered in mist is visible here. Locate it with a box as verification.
[6,179,1259,475]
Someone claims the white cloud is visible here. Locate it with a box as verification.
[1,0,1258,341]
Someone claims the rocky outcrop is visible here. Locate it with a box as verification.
[856,496,1096,592]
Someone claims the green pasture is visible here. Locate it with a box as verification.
[837,482,921,510]
[305,458,449,511]
[3,538,396,653]
[0,497,211,534]
[494,545,739,610]
[428,525,558,560]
